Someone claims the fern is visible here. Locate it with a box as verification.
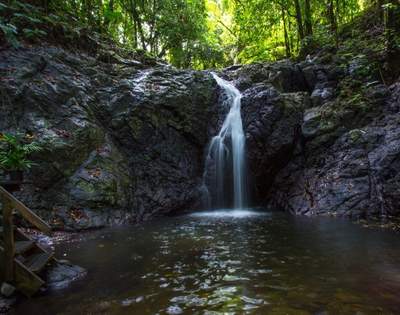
[13,13,42,24]
[0,18,19,47]
[22,28,47,38]
[0,133,42,171]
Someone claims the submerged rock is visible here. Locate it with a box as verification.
[0,296,16,314]
[166,305,183,315]
[0,283,15,297]
[46,261,87,290]
[240,296,266,305]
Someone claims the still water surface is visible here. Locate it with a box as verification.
[14,210,400,314]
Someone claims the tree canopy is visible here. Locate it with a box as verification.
[1,0,399,69]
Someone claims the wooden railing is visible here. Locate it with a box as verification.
[0,186,51,282]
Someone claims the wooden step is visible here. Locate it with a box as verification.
[15,228,33,241]
[15,240,35,255]
[0,186,55,296]
[0,245,45,297]
[24,252,53,273]
[15,259,45,297]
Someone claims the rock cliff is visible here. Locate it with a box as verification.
[1,44,399,229]
[0,46,217,229]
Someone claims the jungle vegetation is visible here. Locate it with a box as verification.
[0,0,399,69]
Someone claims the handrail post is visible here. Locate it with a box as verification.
[3,199,15,283]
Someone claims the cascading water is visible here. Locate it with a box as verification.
[202,73,247,209]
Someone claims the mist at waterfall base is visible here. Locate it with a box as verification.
[202,73,248,210]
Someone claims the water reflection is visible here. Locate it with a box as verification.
[13,210,400,315]
[189,209,268,218]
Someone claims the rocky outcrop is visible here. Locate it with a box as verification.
[224,55,400,218]
[0,46,217,229]
[215,62,309,203]
[1,44,399,227]
[268,82,400,217]
[92,68,218,220]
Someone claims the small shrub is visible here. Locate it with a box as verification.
[0,133,42,171]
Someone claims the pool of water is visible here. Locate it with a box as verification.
[13,209,400,314]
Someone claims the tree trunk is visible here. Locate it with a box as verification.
[294,0,305,41]
[384,0,399,53]
[84,0,94,25]
[134,19,138,48]
[378,0,385,22]
[288,12,294,54]
[149,0,157,54]
[281,6,291,58]
[304,0,313,36]
[327,0,338,47]
[335,0,340,24]
[103,0,114,30]
[129,0,146,50]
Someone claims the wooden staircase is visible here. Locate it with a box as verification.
[0,186,54,296]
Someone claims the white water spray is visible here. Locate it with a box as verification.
[203,73,247,209]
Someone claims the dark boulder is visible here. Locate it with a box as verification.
[221,60,310,93]
[240,83,309,203]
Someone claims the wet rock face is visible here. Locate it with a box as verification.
[0,46,217,229]
[240,84,308,203]
[268,103,400,218]
[222,58,400,218]
[260,66,400,218]
[222,60,310,93]
[219,62,311,204]
[93,68,217,220]
[1,45,399,225]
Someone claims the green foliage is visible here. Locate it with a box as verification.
[0,0,393,69]
[349,129,365,143]
[0,18,19,47]
[0,133,42,171]
[22,27,47,39]
[0,0,50,47]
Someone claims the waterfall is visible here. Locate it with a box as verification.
[202,73,247,210]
